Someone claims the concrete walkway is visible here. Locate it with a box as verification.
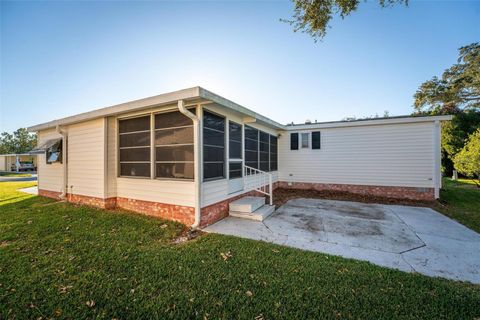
[17,185,38,195]
[204,198,480,284]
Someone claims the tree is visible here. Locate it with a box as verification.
[0,128,37,154]
[412,43,480,176]
[453,129,480,187]
[284,0,407,41]
[414,43,480,113]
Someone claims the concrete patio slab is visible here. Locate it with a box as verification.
[204,198,480,284]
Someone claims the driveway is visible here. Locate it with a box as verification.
[204,198,480,284]
[0,174,37,182]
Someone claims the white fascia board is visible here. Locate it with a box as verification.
[199,87,286,130]
[27,87,202,132]
[284,115,453,131]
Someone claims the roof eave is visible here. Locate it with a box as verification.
[198,87,286,130]
[285,115,453,130]
[27,87,202,132]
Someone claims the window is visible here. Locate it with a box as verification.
[119,116,151,177]
[259,131,269,171]
[301,132,309,148]
[155,110,194,179]
[46,140,62,164]
[290,133,299,150]
[270,135,278,171]
[244,125,258,169]
[203,110,225,180]
[312,131,321,149]
[229,121,242,179]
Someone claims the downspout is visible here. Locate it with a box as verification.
[178,100,201,228]
[56,124,68,200]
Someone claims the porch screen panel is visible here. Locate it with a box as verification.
[244,125,258,169]
[119,116,151,177]
[203,111,225,180]
[154,110,195,179]
[259,131,270,171]
[270,135,278,171]
[229,121,242,179]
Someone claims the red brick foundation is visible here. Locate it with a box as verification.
[66,193,117,209]
[39,180,430,228]
[38,189,62,200]
[38,189,195,225]
[116,197,195,225]
[276,181,435,201]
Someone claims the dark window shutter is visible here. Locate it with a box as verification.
[290,133,299,150]
[312,131,321,149]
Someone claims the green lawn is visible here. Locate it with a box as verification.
[435,178,480,233]
[1,182,479,319]
[0,172,32,177]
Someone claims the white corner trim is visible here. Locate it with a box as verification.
[433,120,441,199]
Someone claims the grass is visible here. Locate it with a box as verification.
[0,172,32,177]
[435,178,480,233]
[1,182,479,319]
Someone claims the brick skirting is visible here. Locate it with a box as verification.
[38,189,195,225]
[116,197,195,225]
[276,181,435,201]
[39,180,429,227]
[38,189,62,200]
[67,193,117,209]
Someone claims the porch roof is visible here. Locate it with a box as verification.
[27,87,286,132]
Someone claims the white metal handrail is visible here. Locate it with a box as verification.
[243,165,273,205]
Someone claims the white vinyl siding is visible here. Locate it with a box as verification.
[116,178,195,207]
[68,118,106,198]
[37,129,63,193]
[279,122,436,188]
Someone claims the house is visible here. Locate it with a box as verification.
[27,87,452,228]
[0,153,37,172]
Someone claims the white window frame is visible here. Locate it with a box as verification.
[117,115,152,179]
[153,109,195,181]
[301,132,310,149]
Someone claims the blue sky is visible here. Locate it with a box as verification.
[1,1,479,132]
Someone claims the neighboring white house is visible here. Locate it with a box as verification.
[27,87,452,227]
[0,153,37,172]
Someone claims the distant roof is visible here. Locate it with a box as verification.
[27,87,453,132]
[284,115,452,130]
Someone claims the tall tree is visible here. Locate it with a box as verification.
[414,43,480,113]
[0,128,37,154]
[284,0,407,41]
[413,43,480,175]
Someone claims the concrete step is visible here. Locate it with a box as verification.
[230,204,275,222]
[229,196,265,213]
